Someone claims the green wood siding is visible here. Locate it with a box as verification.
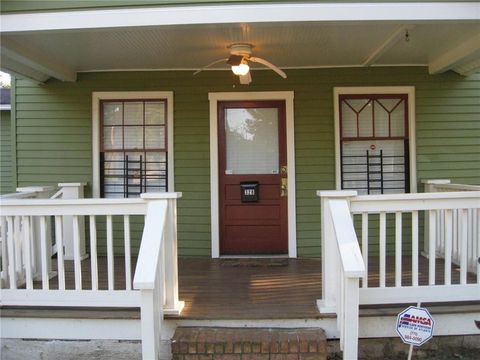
[1,109,14,194]
[13,67,480,257]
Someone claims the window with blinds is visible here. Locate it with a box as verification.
[339,94,409,195]
[100,99,168,198]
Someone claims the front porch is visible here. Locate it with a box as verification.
[1,182,479,359]
[4,256,478,321]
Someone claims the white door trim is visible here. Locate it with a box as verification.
[333,86,417,193]
[91,91,174,198]
[209,91,296,258]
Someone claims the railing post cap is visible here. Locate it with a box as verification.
[317,190,358,198]
[421,179,451,185]
[58,182,87,187]
[141,192,182,200]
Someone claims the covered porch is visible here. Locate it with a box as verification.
[3,255,478,321]
[1,2,480,359]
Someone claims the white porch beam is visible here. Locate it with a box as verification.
[453,58,480,76]
[1,38,77,82]
[362,25,414,67]
[0,58,50,83]
[1,3,479,33]
[429,33,480,75]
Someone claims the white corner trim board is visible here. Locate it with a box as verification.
[91,91,174,198]
[333,86,417,193]
[208,91,297,258]
[2,3,479,33]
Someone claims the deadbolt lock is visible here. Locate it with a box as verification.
[281,178,288,197]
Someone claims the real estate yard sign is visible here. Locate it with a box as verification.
[396,306,435,346]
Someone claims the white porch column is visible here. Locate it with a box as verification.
[58,183,87,260]
[316,190,357,313]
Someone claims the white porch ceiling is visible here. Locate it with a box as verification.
[1,12,479,82]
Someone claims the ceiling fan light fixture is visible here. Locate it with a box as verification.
[231,61,250,76]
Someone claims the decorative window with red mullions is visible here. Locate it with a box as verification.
[340,94,409,195]
[100,99,168,198]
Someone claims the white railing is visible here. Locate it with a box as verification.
[318,190,480,360]
[133,194,183,359]
[0,186,54,287]
[318,191,365,360]
[0,192,183,360]
[0,183,87,287]
[423,180,480,273]
[0,186,54,200]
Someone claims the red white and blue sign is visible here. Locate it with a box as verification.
[396,306,435,346]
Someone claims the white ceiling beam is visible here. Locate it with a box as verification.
[453,58,480,76]
[362,25,414,67]
[1,59,50,83]
[1,38,77,82]
[429,33,480,75]
[1,3,479,33]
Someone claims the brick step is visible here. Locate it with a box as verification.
[172,327,326,360]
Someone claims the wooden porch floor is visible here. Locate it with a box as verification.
[16,255,477,320]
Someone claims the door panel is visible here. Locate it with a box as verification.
[219,101,288,255]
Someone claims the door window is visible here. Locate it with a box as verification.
[225,108,279,175]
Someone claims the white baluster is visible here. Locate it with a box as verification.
[23,216,33,290]
[124,215,131,291]
[1,217,8,287]
[14,217,22,277]
[444,209,452,285]
[412,211,419,287]
[73,215,82,290]
[55,216,65,290]
[467,209,474,272]
[452,209,459,262]
[106,215,114,290]
[6,217,16,289]
[437,210,444,255]
[29,216,36,277]
[40,216,49,290]
[89,216,98,290]
[379,212,386,288]
[459,209,468,285]
[428,210,436,285]
[395,212,402,287]
[361,213,368,288]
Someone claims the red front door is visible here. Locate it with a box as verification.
[218,100,288,255]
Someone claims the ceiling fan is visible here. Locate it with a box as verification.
[193,43,287,84]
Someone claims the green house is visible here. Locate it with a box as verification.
[1,1,479,359]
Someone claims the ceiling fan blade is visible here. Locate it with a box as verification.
[249,56,287,79]
[193,58,228,75]
[239,72,252,85]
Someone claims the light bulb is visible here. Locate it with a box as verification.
[231,63,250,76]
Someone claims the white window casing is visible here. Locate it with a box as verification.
[92,91,174,198]
[334,86,416,193]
